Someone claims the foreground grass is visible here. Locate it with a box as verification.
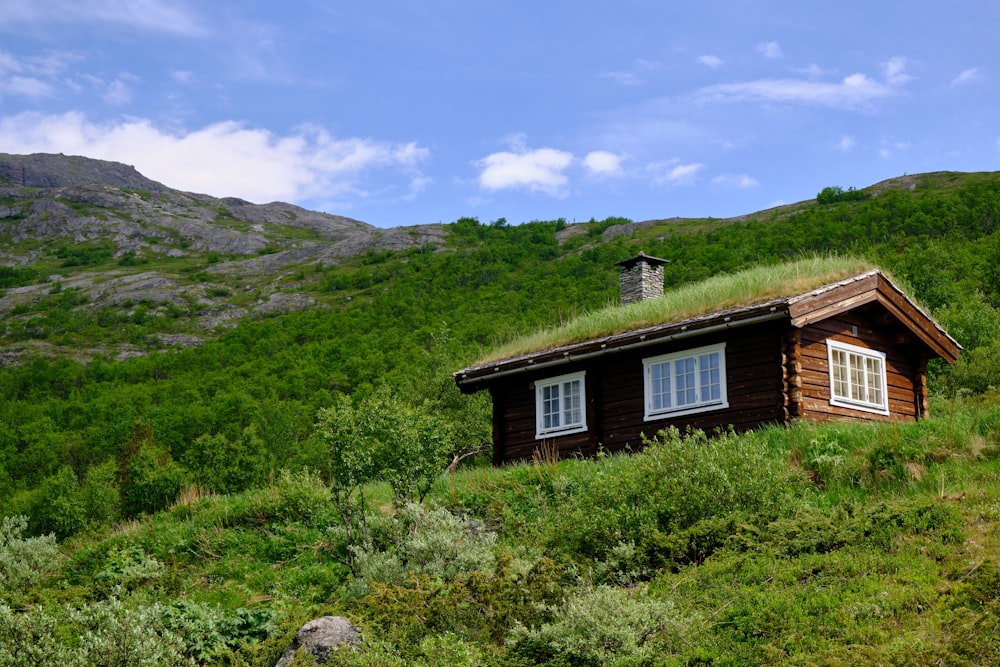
[4,398,1000,665]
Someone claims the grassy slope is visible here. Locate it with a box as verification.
[6,396,1000,665]
[5,171,1000,664]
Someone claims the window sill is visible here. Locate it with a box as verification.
[644,401,729,421]
[535,424,588,440]
[829,398,890,416]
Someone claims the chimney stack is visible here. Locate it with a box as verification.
[616,252,669,304]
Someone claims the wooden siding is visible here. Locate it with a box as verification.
[796,303,926,423]
[492,320,788,464]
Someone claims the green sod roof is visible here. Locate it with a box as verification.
[476,255,881,365]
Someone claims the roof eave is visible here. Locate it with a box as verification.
[454,305,790,390]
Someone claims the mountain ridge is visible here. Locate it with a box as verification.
[1,152,996,366]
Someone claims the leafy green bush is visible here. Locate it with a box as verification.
[0,596,190,667]
[357,555,569,647]
[27,466,86,538]
[183,427,269,494]
[316,388,453,505]
[0,593,278,666]
[54,242,116,267]
[119,444,188,518]
[352,503,496,588]
[0,515,59,594]
[93,545,165,590]
[542,428,792,567]
[162,599,278,663]
[80,460,120,527]
[508,585,693,666]
[816,185,869,204]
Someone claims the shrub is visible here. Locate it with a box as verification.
[508,585,693,666]
[0,597,190,667]
[352,503,496,588]
[27,466,86,538]
[183,427,269,494]
[543,428,792,567]
[358,555,569,646]
[93,546,165,591]
[0,594,278,666]
[119,445,189,518]
[162,599,278,663]
[0,515,60,595]
[81,460,120,527]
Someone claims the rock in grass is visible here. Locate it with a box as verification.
[275,616,361,667]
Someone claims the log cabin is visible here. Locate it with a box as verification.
[454,256,962,465]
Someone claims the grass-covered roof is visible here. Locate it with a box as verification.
[476,255,881,365]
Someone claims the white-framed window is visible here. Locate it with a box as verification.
[643,343,728,420]
[826,340,889,415]
[535,371,587,439]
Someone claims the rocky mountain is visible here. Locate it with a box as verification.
[0,153,446,363]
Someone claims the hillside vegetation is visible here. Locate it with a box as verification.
[2,163,1000,664]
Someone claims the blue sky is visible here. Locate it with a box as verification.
[1,1,997,228]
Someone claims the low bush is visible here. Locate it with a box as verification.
[351,502,496,588]
[540,428,793,567]
[0,515,60,595]
[507,585,694,667]
[0,596,189,667]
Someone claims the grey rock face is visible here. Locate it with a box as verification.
[0,152,450,362]
[0,152,170,190]
[275,616,360,667]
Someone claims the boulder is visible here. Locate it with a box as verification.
[275,616,360,667]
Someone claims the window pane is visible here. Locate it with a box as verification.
[866,357,883,405]
[543,385,560,428]
[564,380,581,425]
[832,349,848,399]
[699,352,721,402]
[676,358,696,405]
[848,353,865,402]
[651,362,671,410]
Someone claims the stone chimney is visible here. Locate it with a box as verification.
[615,252,670,304]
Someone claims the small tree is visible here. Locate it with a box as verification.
[314,387,453,571]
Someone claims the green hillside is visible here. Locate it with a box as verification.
[3,170,1000,664]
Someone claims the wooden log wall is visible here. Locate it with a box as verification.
[492,320,788,464]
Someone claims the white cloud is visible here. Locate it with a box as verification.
[0,50,79,99]
[698,55,723,68]
[602,70,642,86]
[882,57,912,86]
[0,0,208,36]
[583,151,624,177]
[649,160,703,186]
[835,135,855,152]
[695,72,895,110]
[102,78,133,105]
[476,144,573,195]
[713,174,759,188]
[403,175,432,202]
[1,75,52,98]
[796,63,831,79]
[0,111,430,205]
[757,41,783,59]
[879,139,910,159]
[951,67,981,86]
